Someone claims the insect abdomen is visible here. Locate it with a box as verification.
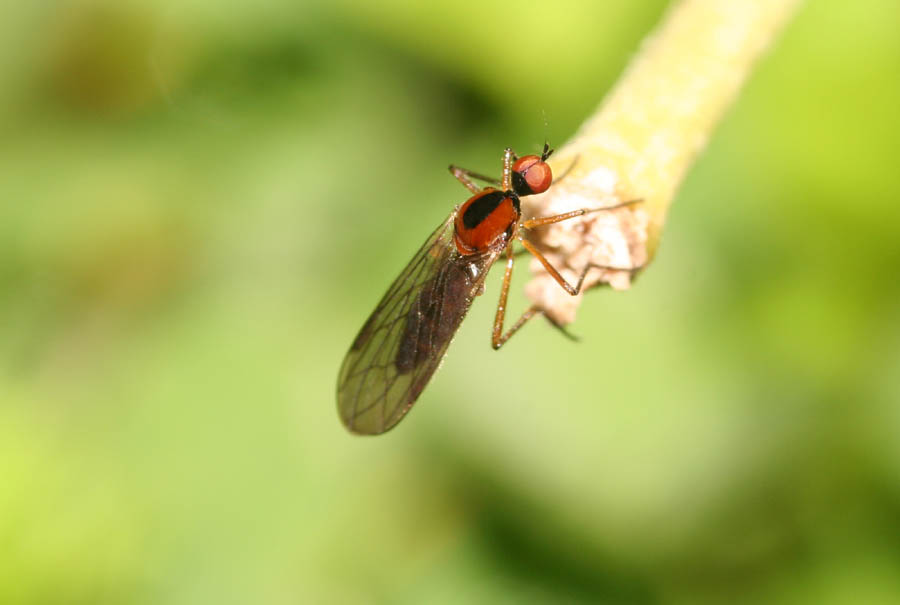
[396,257,477,374]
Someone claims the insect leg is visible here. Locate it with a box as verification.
[501,148,514,191]
[491,239,644,349]
[448,165,500,193]
[572,261,646,293]
[519,238,642,296]
[491,243,546,350]
[491,244,516,349]
[521,198,643,230]
[518,239,578,295]
[491,254,643,349]
[493,304,543,350]
[490,244,532,349]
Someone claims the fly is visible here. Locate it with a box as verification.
[337,144,639,434]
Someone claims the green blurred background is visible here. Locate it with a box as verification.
[2,1,899,603]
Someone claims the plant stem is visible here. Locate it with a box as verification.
[524,0,804,324]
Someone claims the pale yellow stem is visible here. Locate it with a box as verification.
[524,0,804,324]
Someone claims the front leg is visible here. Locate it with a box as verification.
[448,165,500,193]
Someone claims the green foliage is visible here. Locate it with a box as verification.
[1,1,899,603]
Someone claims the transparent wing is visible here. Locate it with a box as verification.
[337,210,497,435]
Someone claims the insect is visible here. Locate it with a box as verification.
[337,144,639,435]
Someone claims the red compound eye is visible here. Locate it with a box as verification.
[511,155,553,195]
